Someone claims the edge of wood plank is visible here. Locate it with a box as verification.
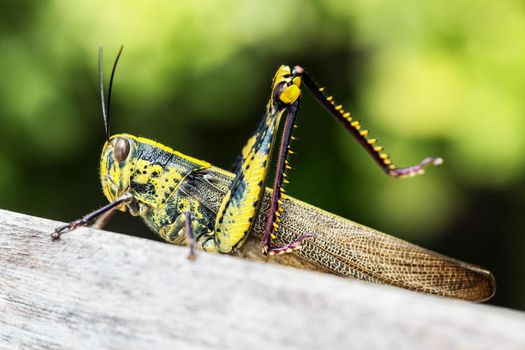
[1,208,525,350]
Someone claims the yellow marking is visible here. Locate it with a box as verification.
[380,153,388,159]
[319,87,325,92]
[360,130,369,137]
[272,66,303,106]
[272,65,292,91]
[271,233,277,239]
[215,105,287,253]
[283,179,290,184]
[384,159,392,165]
[100,152,116,202]
[133,173,149,185]
[343,112,350,118]
[374,146,383,152]
[273,222,279,229]
[241,134,257,159]
[215,152,269,250]
[280,84,301,104]
[326,96,333,102]
[335,105,343,111]
[388,164,396,169]
[367,139,377,145]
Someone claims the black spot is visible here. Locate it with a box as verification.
[169,187,174,192]
[130,182,155,195]
[179,203,184,210]
[252,201,257,207]
[246,165,250,170]
[165,178,169,182]
[231,178,247,205]
[257,180,263,187]
[152,171,159,177]
[262,160,267,167]
[248,217,253,222]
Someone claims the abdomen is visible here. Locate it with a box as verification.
[182,167,496,301]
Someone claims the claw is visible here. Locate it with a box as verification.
[389,157,443,178]
[263,233,317,256]
[50,221,82,240]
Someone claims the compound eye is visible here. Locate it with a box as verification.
[114,138,130,162]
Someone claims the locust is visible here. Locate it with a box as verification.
[52,47,496,302]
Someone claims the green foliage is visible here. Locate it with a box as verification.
[0,0,523,309]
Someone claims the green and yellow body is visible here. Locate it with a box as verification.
[58,62,495,302]
[99,133,495,302]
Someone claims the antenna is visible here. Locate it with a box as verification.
[99,45,124,141]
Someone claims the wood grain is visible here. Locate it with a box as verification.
[1,209,524,350]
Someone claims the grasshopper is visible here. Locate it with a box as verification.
[53,47,496,302]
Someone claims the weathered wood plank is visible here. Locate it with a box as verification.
[0,209,524,350]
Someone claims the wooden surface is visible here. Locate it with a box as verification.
[1,209,525,350]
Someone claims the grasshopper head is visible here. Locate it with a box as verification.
[100,134,135,206]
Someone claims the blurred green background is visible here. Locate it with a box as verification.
[1,0,524,309]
